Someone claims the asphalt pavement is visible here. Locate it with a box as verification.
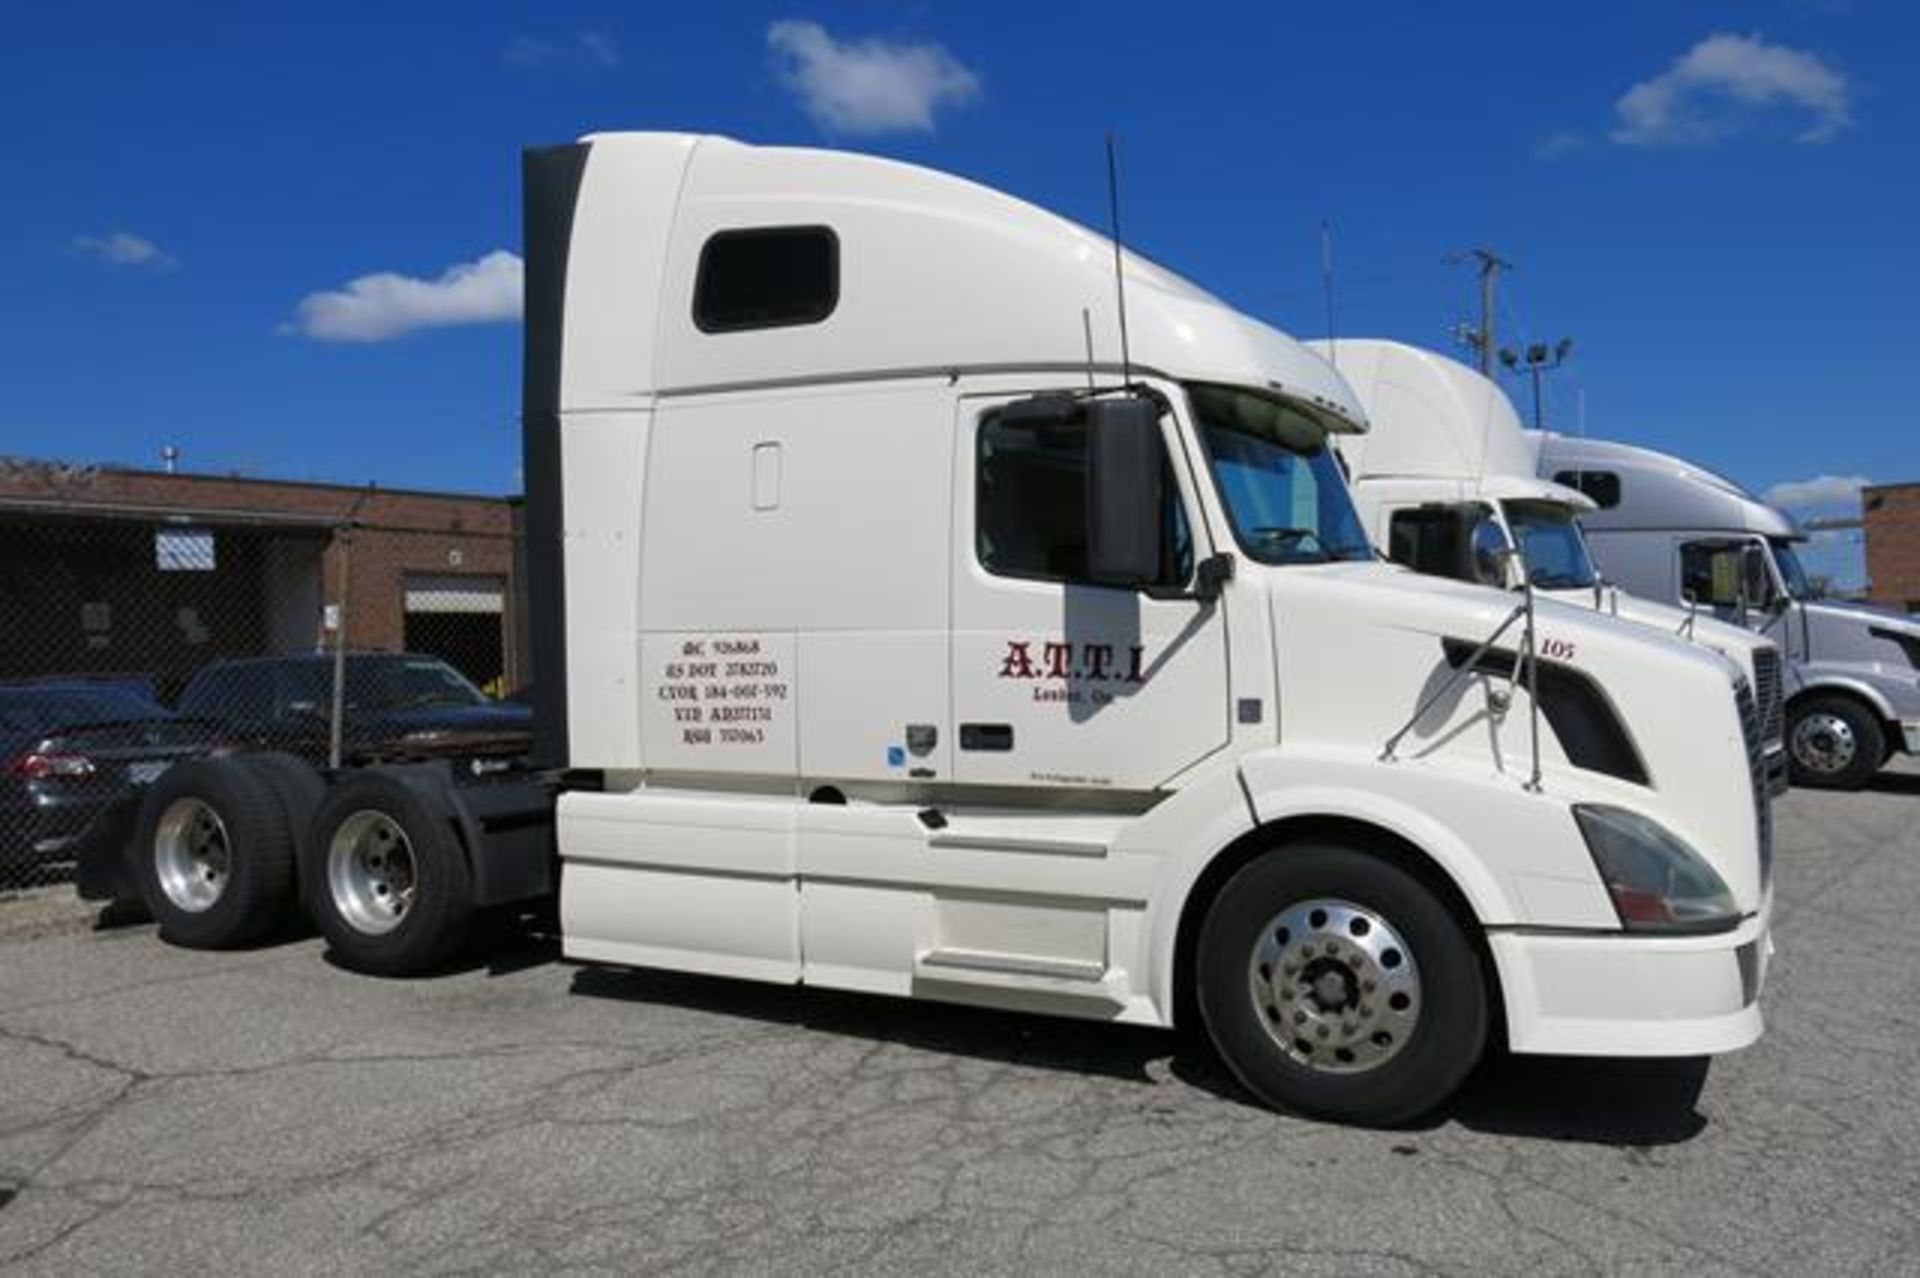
[2,769,1918,1275]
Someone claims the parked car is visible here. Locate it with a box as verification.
[173,653,533,762]
[0,684,197,887]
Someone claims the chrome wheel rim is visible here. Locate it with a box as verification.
[154,798,231,913]
[1792,711,1857,774]
[1249,898,1422,1075]
[327,811,416,936]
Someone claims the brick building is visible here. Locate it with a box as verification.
[1863,482,1920,613]
[0,457,525,699]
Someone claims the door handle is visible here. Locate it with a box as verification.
[959,723,1014,752]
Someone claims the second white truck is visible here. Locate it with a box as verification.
[1314,338,1788,790]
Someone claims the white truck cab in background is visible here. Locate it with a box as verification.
[516,133,1773,1124]
[1314,339,1788,791]
[1541,433,1920,790]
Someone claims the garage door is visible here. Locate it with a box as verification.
[404,575,504,615]
[403,575,507,694]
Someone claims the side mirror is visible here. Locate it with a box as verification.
[1085,396,1165,587]
[1468,515,1516,588]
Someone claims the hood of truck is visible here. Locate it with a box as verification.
[1262,561,1767,909]
[1797,600,1920,694]
[1807,597,1920,631]
[1536,585,1768,683]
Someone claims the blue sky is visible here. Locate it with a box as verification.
[2,3,1913,578]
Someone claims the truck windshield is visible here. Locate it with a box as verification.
[1503,500,1597,590]
[1770,539,1812,600]
[1187,383,1373,566]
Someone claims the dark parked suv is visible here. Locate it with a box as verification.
[174,653,532,761]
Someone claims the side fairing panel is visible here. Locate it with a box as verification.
[562,410,650,769]
[561,134,700,409]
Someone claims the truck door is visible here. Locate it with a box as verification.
[949,391,1231,790]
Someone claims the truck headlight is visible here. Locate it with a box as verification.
[1572,804,1740,933]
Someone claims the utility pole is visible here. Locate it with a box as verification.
[1449,248,1511,376]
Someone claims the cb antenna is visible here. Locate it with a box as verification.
[1105,133,1133,390]
[1321,217,1337,368]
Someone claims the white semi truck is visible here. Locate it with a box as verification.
[1313,339,1788,791]
[1541,432,1920,790]
[96,134,1773,1126]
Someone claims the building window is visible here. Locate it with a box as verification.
[693,226,838,333]
[976,407,1191,586]
[1554,469,1621,510]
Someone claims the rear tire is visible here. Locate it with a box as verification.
[1787,695,1884,790]
[1196,842,1488,1127]
[133,759,298,948]
[236,753,326,867]
[305,771,474,976]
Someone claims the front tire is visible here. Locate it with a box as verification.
[305,771,474,976]
[1196,842,1488,1127]
[1788,695,1885,790]
[133,758,298,948]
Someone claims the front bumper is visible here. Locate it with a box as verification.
[1490,902,1771,1057]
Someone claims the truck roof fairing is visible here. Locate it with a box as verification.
[1305,339,1537,483]
[553,132,1368,431]
[1535,433,1804,540]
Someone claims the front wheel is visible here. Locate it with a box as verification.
[1787,695,1885,790]
[1196,842,1488,1127]
[305,771,474,976]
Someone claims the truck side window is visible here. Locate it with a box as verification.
[693,226,838,332]
[1388,507,1469,578]
[977,411,1191,586]
[1553,469,1620,509]
[1680,541,1746,607]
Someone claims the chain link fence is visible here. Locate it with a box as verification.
[1,488,529,890]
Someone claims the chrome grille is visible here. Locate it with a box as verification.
[1734,678,1774,890]
[1752,648,1785,748]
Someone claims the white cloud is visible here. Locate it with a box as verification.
[1612,32,1851,146]
[286,250,522,342]
[73,230,177,270]
[504,31,619,69]
[1534,130,1585,159]
[1764,473,1870,509]
[767,19,980,135]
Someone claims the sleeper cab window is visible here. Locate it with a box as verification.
[976,404,1192,587]
[1553,469,1620,510]
[693,226,839,333]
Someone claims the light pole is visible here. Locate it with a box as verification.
[1499,338,1574,428]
